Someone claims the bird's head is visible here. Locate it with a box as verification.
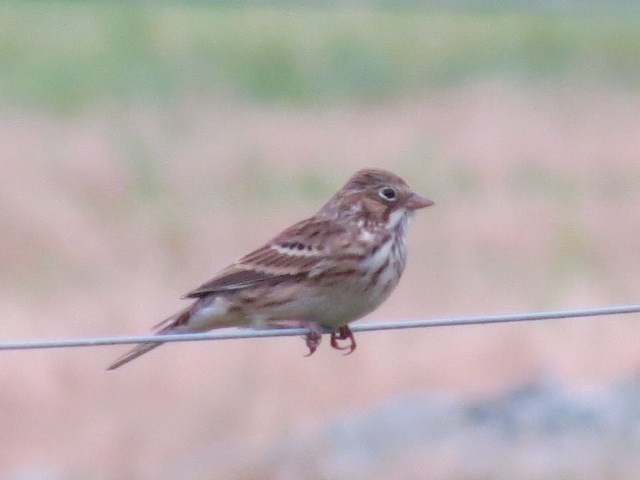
[322,168,434,229]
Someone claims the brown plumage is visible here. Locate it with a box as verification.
[107,168,433,370]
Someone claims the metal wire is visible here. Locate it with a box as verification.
[0,303,639,351]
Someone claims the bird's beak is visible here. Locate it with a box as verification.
[406,192,434,211]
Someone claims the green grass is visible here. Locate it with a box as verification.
[1,2,640,113]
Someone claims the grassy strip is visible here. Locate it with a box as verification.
[1,3,639,112]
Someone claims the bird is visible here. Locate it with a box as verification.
[107,168,433,370]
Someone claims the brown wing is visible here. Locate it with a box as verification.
[183,216,353,299]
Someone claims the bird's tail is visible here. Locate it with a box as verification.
[106,341,164,371]
[106,308,191,371]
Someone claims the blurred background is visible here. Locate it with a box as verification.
[2,1,640,479]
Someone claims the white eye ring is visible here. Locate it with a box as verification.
[378,186,398,202]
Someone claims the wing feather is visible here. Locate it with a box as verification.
[183,217,353,299]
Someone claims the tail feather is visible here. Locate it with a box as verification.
[107,341,164,371]
[106,309,191,371]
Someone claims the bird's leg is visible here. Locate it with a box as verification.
[303,323,326,357]
[330,326,357,355]
[330,329,349,351]
[266,320,329,356]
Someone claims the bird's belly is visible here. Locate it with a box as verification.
[310,239,407,327]
[310,289,385,328]
[248,236,407,329]
[302,266,401,328]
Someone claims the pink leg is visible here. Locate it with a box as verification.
[304,323,325,357]
[330,326,357,355]
[265,319,323,356]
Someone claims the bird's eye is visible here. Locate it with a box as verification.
[378,186,397,202]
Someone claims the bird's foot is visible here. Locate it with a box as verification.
[330,326,357,355]
[303,323,326,357]
[302,324,356,356]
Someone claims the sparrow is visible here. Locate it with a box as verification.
[107,168,433,370]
